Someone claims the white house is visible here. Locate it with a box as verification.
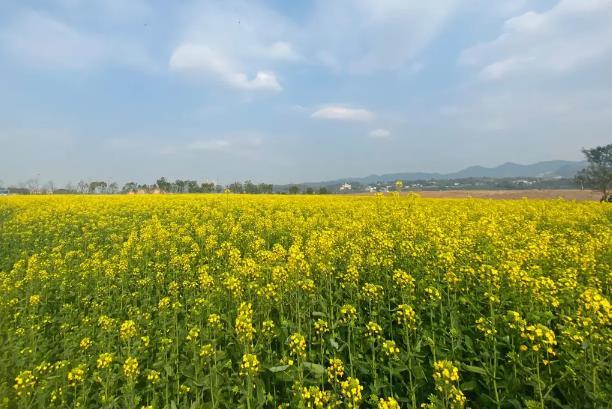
[339,183,352,191]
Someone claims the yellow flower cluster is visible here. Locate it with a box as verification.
[119,320,138,341]
[146,369,160,384]
[79,337,93,350]
[431,360,466,408]
[314,319,330,337]
[300,386,336,408]
[240,353,260,377]
[186,327,200,343]
[395,304,416,328]
[327,358,345,380]
[288,333,307,358]
[382,340,400,359]
[262,320,276,337]
[362,283,384,302]
[340,377,363,408]
[96,353,113,369]
[14,370,36,397]
[365,321,383,339]
[123,357,139,380]
[67,364,86,386]
[378,396,401,409]
[235,302,256,345]
[207,314,223,330]
[339,304,357,324]
[393,269,415,291]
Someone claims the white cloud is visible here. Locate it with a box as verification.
[308,0,460,74]
[369,129,391,139]
[169,44,281,91]
[168,1,298,91]
[312,106,375,121]
[262,41,301,61]
[461,0,612,80]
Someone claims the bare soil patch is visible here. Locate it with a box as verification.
[405,189,601,201]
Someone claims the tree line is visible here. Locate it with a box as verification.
[0,177,328,195]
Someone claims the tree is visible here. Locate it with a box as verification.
[244,180,259,194]
[122,182,137,193]
[174,180,186,193]
[305,187,314,194]
[26,178,40,194]
[77,180,89,194]
[575,143,612,202]
[228,182,244,193]
[44,180,55,194]
[200,182,215,193]
[288,185,300,194]
[186,180,199,193]
[258,183,273,194]
[156,177,171,193]
[108,182,119,194]
[89,181,107,194]
[318,187,329,195]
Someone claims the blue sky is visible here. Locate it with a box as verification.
[1,0,611,186]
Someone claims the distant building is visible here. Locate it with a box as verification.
[365,186,377,193]
[339,183,352,191]
[0,188,8,196]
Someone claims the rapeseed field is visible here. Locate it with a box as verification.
[0,194,610,408]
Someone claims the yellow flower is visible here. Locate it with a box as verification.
[327,358,345,381]
[207,314,223,330]
[240,353,260,377]
[288,333,307,358]
[14,370,36,397]
[29,294,41,306]
[314,319,329,337]
[339,304,358,324]
[146,369,160,384]
[378,396,401,409]
[362,283,384,302]
[262,319,276,337]
[366,321,383,339]
[123,357,139,380]
[79,337,93,350]
[433,360,460,383]
[340,377,363,408]
[119,320,138,341]
[96,353,113,369]
[382,340,400,359]
[395,304,416,328]
[235,302,256,345]
[68,364,86,386]
[199,344,214,359]
[301,386,335,408]
[186,327,200,342]
[393,269,415,291]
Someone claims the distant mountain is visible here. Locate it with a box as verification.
[294,160,587,187]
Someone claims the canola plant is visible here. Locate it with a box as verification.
[0,194,610,408]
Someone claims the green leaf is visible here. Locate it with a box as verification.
[329,338,339,350]
[460,380,478,391]
[268,365,290,373]
[302,362,325,375]
[462,364,488,376]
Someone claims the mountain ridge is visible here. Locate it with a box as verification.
[296,160,587,187]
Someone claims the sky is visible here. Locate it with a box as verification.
[1,0,611,186]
